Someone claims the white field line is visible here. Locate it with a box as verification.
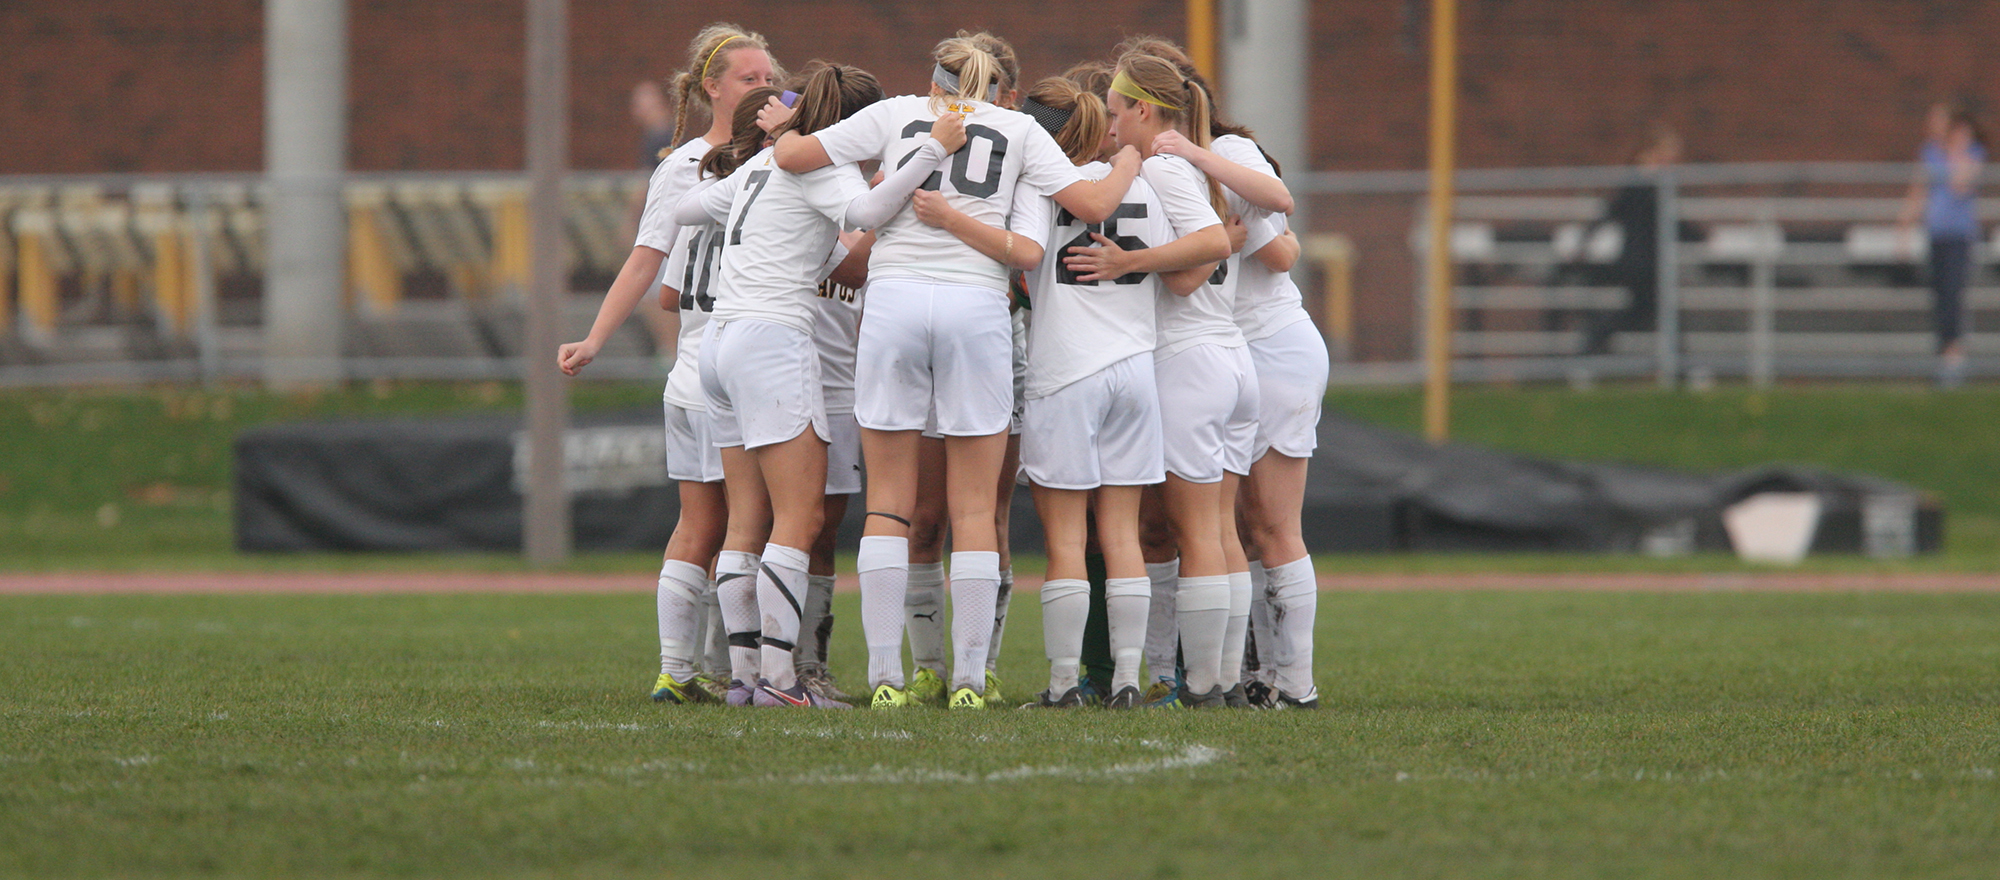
[782,741,1226,785]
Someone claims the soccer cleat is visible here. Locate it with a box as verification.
[1143,686,1183,709]
[1242,679,1277,709]
[1142,674,1179,705]
[908,667,948,705]
[1274,686,1321,710]
[982,670,1008,708]
[1221,682,1251,709]
[696,674,731,701]
[796,662,856,704]
[947,687,986,710]
[870,683,913,709]
[652,672,721,705]
[1102,685,1143,710]
[724,679,757,707]
[1178,684,1228,709]
[754,679,853,709]
[1019,686,1092,709]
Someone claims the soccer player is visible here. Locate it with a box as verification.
[1065,45,1249,708]
[676,61,965,708]
[773,30,1142,709]
[556,24,777,705]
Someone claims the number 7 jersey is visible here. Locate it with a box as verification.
[1020,162,1173,400]
[814,94,1085,292]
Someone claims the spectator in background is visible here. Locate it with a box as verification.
[1582,124,1686,357]
[1899,103,1986,388]
[626,79,680,362]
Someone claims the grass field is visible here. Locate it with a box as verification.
[4,589,1997,879]
[2,381,1998,571]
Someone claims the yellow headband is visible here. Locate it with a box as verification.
[701,35,742,81]
[1110,69,1174,109]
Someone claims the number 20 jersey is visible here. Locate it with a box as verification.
[1021,162,1173,400]
[814,94,1086,292]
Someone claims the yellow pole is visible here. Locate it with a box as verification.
[1186,0,1215,80]
[1423,0,1458,443]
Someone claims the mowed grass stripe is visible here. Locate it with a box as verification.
[1,592,1996,879]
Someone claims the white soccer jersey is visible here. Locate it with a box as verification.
[661,220,723,411]
[1144,154,1240,355]
[1022,161,1173,399]
[635,137,713,254]
[700,147,870,336]
[814,94,1086,291]
[1211,135,1312,341]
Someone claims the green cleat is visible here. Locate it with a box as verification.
[870,683,913,710]
[1142,675,1178,705]
[908,667,948,705]
[652,672,721,705]
[982,671,1007,708]
[948,687,986,710]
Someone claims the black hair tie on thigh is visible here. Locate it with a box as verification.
[867,511,912,527]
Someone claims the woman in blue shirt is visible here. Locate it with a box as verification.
[1900,104,1986,387]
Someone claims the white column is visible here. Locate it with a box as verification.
[263,0,348,387]
[523,0,571,563]
[1220,0,1309,177]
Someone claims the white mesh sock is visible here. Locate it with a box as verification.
[904,561,947,675]
[656,560,707,679]
[1267,555,1319,698]
[1104,576,1152,692]
[948,550,1001,691]
[1039,578,1090,695]
[798,573,836,668]
[1143,559,1180,683]
[1176,575,1232,695]
[755,544,810,691]
[1248,562,1275,685]
[714,550,762,685]
[857,536,909,689]
[987,567,1014,673]
[700,581,728,678]
[1219,570,1253,690]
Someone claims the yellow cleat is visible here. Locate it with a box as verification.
[948,687,986,710]
[982,671,1007,708]
[870,683,913,710]
[652,672,721,705]
[908,667,948,705]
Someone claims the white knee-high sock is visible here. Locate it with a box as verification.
[1144,559,1180,683]
[700,579,728,678]
[797,573,836,668]
[857,536,909,689]
[1267,555,1319,698]
[1248,562,1275,685]
[755,544,810,690]
[714,550,763,685]
[1039,578,1090,694]
[987,567,1013,672]
[1176,574,1232,695]
[1219,570,1253,690]
[948,550,1001,691]
[904,561,947,675]
[657,560,707,679]
[1104,576,1151,692]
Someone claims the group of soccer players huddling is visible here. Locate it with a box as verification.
[559,22,1328,711]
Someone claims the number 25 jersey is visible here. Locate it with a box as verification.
[814,94,1085,292]
[1021,162,1172,400]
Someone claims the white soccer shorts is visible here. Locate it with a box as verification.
[1010,307,1028,436]
[700,319,830,451]
[854,278,1014,436]
[824,411,863,496]
[1247,318,1329,461]
[1154,343,1259,483]
[663,401,725,483]
[1021,352,1164,490]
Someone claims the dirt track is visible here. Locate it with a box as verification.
[2,571,1995,595]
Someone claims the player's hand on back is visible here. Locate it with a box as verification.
[1225,214,1249,254]
[1064,232,1137,282]
[930,110,968,153]
[1151,129,1211,167]
[911,189,957,229]
[1111,144,1141,172]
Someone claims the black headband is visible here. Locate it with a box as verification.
[1020,97,1074,135]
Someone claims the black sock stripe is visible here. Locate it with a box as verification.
[716,571,750,585]
[762,563,803,620]
[866,510,912,527]
[759,636,796,652]
[727,632,761,649]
